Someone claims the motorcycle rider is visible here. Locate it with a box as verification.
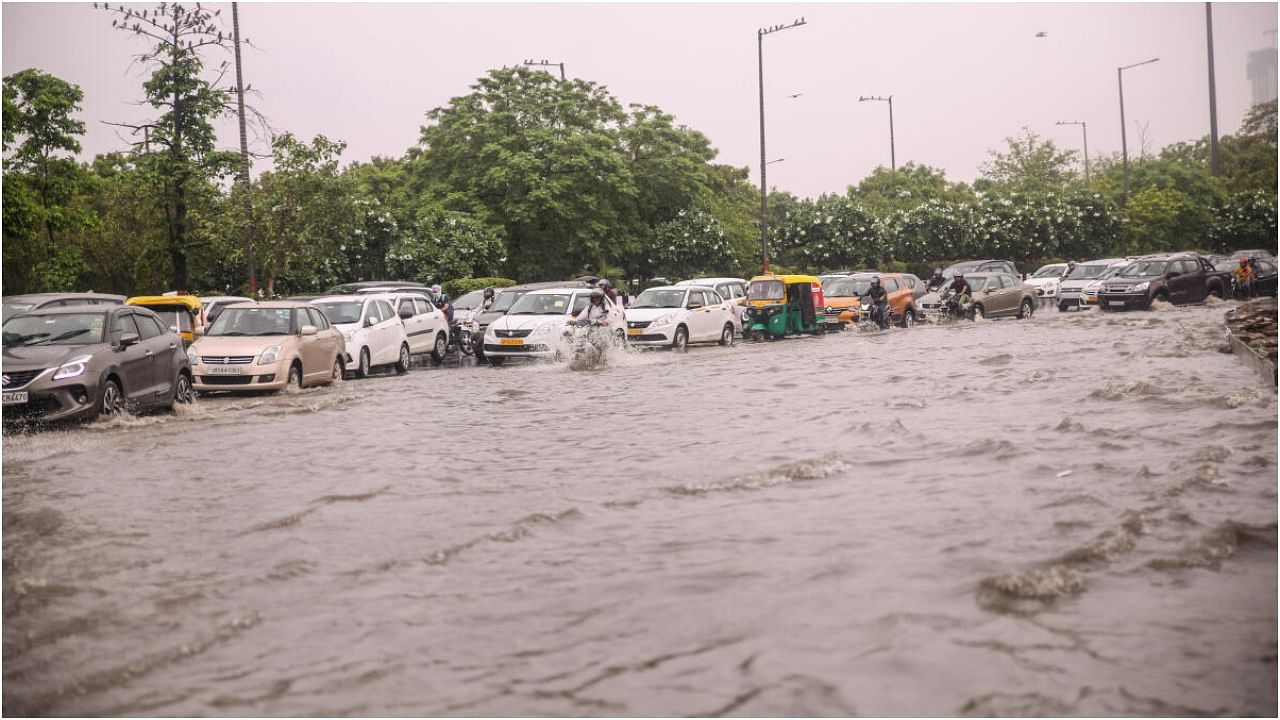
[430,284,454,323]
[944,272,973,317]
[574,289,611,327]
[598,278,620,305]
[480,287,497,311]
[864,276,890,328]
[926,268,947,291]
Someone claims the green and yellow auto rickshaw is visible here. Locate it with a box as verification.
[125,295,204,346]
[744,274,828,340]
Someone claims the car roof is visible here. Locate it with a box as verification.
[675,277,745,285]
[522,287,591,295]
[505,280,595,291]
[9,304,129,317]
[309,294,384,303]
[225,300,313,309]
[637,285,689,292]
[4,292,127,304]
[326,280,426,292]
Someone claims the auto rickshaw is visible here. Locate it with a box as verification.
[125,295,204,346]
[744,274,827,340]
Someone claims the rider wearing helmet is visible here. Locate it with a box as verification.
[598,278,619,305]
[865,276,891,328]
[574,288,611,327]
[480,287,497,311]
[927,267,947,291]
[948,272,972,303]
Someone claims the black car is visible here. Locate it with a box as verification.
[1214,256,1279,297]
[3,305,194,423]
[1099,254,1230,311]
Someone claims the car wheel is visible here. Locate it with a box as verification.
[719,323,735,346]
[615,329,627,346]
[1208,286,1222,299]
[672,325,689,352]
[288,362,304,389]
[173,372,194,405]
[1058,301,1070,312]
[750,330,765,342]
[356,348,371,378]
[1018,298,1034,319]
[98,378,124,417]
[970,304,984,321]
[900,309,915,328]
[331,356,345,382]
[395,343,411,375]
[431,332,447,364]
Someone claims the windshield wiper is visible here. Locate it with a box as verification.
[28,329,89,346]
[3,332,49,347]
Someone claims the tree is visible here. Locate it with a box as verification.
[387,206,506,283]
[1209,191,1278,253]
[851,162,974,219]
[650,208,737,278]
[97,2,242,291]
[978,128,1078,193]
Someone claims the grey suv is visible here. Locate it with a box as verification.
[1098,254,1229,311]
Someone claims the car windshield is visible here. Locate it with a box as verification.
[489,290,525,313]
[825,279,871,297]
[2,302,36,322]
[1066,264,1113,279]
[748,280,784,301]
[206,307,294,336]
[1032,265,1064,278]
[3,312,106,347]
[1118,261,1167,278]
[313,301,363,325]
[963,277,989,291]
[508,293,572,315]
[453,290,484,310]
[630,289,685,309]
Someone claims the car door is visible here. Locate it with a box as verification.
[293,308,321,380]
[982,276,1009,316]
[396,297,427,354]
[372,300,395,364]
[134,312,176,400]
[1183,259,1207,302]
[415,297,445,349]
[310,307,343,368]
[108,312,154,402]
[360,300,386,363]
[683,289,708,340]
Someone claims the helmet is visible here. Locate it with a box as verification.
[955,272,964,279]
[933,268,942,275]
[1240,258,1250,265]
[430,284,442,295]
[871,276,881,285]
[590,289,604,301]
[599,279,611,288]
[483,287,495,298]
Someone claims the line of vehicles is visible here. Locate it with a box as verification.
[3,247,1275,425]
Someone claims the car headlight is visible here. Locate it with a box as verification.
[258,344,282,365]
[650,313,676,327]
[532,324,552,336]
[52,355,92,381]
[187,347,199,366]
[1132,282,1150,292]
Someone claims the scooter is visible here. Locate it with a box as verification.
[937,290,973,323]
[564,320,609,371]
[863,298,892,330]
[448,316,476,356]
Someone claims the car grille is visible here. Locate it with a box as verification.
[627,321,651,329]
[633,334,669,342]
[2,369,46,390]
[494,328,532,338]
[1104,285,1132,293]
[199,375,255,385]
[483,343,547,353]
[201,355,254,365]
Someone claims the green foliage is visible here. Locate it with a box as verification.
[443,277,516,298]
[978,128,1078,194]
[773,194,880,271]
[851,163,974,219]
[651,208,738,278]
[1208,191,1278,253]
[386,206,506,285]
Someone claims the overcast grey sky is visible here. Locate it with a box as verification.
[3,2,1277,197]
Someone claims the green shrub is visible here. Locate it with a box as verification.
[443,276,516,298]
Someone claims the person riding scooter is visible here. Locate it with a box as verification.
[574,289,611,327]
[942,272,973,318]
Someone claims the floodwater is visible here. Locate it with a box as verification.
[4,303,1276,717]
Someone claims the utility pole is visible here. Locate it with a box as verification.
[1206,2,1221,176]
[757,17,807,273]
[523,58,565,81]
[232,2,257,295]
[1056,120,1090,182]
[858,95,896,171]
[1118,57,1159,205]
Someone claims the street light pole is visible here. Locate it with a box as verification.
[232,2,257,295]
[757,17,806,274]
[1118,57,1159,205]
[1205,2,1221,176]
[1056,120,1090,183]
[858,95,896,171]
[523,58,565,81]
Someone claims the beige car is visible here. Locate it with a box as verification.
[964,272,1038,320]
[190,302,346,393]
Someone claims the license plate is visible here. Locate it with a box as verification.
[499,338,524,346]
[1108,301,1126,307]
[206,365,243,375]
[626,328,643,336]
[2,391,28,405]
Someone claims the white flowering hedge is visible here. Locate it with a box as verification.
[386,207,506,282]
[1208,191,1278,252]
[652,208,739,278]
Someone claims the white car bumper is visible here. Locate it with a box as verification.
[625,323,677,346]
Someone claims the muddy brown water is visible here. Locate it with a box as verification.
[3,303,1276,716]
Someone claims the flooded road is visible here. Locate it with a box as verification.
[4,303,1276,717]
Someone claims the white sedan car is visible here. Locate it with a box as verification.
[311,294,411,377]
[675,277,748,334]
[482,288,625,365]
[387,293,450,362]
[625,285,738,350]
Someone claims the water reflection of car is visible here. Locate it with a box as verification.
[311,294,413,377]
[920,272,1037,320]
[2,305,193,422]
[472,281,594,362]
[190,302,345,393]
[625,286,737,350]
[2,292,125,322]
[1098,254,1228,311]
[1057,258,1130,310]
[483,288,624,365]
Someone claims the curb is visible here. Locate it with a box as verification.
[1225,299,1277,390]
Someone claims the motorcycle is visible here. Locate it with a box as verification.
[861,297,892,330]
[564,320,609,371]
[448,315,477,356]
[936,290,973,323]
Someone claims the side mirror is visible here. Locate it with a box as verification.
[118,332,140,348]
[365,316,378,328]
[399,309,413,320]
[300,325,318,336]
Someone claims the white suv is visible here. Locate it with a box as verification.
[311,294,411,377]
[482,288,625,365]
[625,285,738,350]
[388,293,450,363]
[1057,258,1131,311]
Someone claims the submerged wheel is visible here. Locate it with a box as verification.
[356,348,371,378]
[288,362,304,389]
[970,304,984,321]
[173,372,194,405]
[1018,298,1034,319]
[672,326,689,352]
[719,323,735,346]
[431,333,447,364]
[98,379,124,417]
[900,309,915,328]
[331,356,345,382]
[395,343,411,374]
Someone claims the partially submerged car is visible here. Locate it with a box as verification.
[3,305,193,422]
[821,273,920,328]
[482,287,624,365]
[1025,263,1070,301]
[472,280,594,361]
[1098,254,1228,311]
[625,285,737,350]
[310,294,415,377]
[1057,258,1130,310]
[190,302,345,393]
[919,272,1037,320]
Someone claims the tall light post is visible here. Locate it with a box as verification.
[1205,3,1221,176]
[757,17,806,273]
[1118,57,1159,204]
[232,2,257,295]
[1056,120,1090,182]
[523,58,565,81]
[858,95,896,171]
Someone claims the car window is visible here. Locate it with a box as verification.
[376,300,395,323]
[1181,259,1200,275]
[111,313,141,343]
[135,314,164,340]
[1260,261,1276,274]
[571,294,591,314]
[302,307,320,329]
[882,278,899,292]
[411,298,428,315]
[399,298,415,317]
[707,289,726,304]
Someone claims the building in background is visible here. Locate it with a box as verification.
[1247,32,1278,106]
